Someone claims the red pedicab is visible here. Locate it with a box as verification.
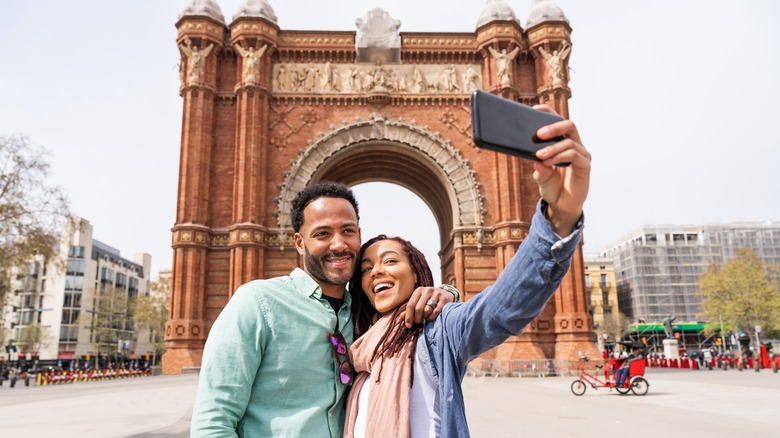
[570,352,649,396]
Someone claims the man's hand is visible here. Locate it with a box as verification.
[533,105,591,237]
[403,287,455,328]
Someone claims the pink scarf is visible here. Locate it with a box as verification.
[343,310,417,438]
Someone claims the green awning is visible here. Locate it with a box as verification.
[627,323,706,333]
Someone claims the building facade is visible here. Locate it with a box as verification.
[603,222,780,323]
[165,0,596,373]
[583,258,620,335]
[0,218,153,368]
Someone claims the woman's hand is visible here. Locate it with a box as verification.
[403,287,455,328]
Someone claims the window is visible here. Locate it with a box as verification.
[63,293,82,308]
[68,245,85,258]
[128,277,139,300]
[65,275,84,291]
[21,294,36,308]
[66,260,85,275]
[61,309,80,324]
[19,311,34,325]
[116,273,127,289]
[101,267,114,283]
[59,326,79,342]
[28,262,40,277]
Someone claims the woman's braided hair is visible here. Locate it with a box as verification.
[348,235,434,384]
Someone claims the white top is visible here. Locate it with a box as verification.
[354,348,440,437]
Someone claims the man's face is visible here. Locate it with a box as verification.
[294,197,361,289]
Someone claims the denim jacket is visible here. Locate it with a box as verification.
[417,200,583,437]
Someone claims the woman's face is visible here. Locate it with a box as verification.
[360,239,417,314]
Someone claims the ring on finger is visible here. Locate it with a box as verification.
[425,299,437,309]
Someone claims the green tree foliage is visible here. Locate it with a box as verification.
[698,248,780,343]
[88,285,132,357]
[132,276,170,365]
[0,135,70,308]
[16,321,52,354]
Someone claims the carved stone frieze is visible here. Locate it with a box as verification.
[403,37,475,46]
[272,63,481,95]
[210,233,229,247]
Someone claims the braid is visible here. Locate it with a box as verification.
[348,235,435,386]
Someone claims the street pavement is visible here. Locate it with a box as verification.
[1,367,778,437]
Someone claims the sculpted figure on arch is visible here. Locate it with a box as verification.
[539,41,571,87]
[488,46,520,88]
[235,42,268,84]
[178,39,214,85]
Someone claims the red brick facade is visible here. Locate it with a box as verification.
[163,12,596,374]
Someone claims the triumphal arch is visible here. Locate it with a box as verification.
[164,0,596,374]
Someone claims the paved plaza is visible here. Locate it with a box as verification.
[1,368,778,437]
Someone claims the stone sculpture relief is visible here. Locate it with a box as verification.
[539,42,571,87]
[488,46,520,88]
[271,63,481,94]
[235,42,268,84]
[355,8,402,63]
[179,39,214,85]
[462,66,480,92]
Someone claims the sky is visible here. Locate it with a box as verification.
[1,1,779,285]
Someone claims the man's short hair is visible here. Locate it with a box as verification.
[290,181,360,232]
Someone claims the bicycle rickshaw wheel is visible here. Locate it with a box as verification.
[630,377,649,396]
[570,380,586,396]
[614,383,631,395]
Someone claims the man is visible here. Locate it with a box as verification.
[615,348,644,387]
[191,181,457,437]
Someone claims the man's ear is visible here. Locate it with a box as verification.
[293,233,305,256]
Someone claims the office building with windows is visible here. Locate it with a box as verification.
[602,222,780,324]
[1,218,152,367]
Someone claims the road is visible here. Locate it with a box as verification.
[1,368,778,437]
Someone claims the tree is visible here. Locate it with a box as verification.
[595,311,630,345]
[0,135,70,312]
[698,248,780,347]
[132,275,170,366]
[16,321,52,355]
[87,285,132,366]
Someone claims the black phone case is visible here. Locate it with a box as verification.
[471,90,564,162]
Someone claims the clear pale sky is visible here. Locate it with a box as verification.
[2,1,779,285]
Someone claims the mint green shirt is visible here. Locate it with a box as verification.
[191,268,353,437]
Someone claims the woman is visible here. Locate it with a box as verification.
[343,100,590,437]
[343,203,581,437]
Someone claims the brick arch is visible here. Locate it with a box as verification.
[274,113,486,245]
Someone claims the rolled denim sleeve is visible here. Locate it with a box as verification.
[440,200,583,366]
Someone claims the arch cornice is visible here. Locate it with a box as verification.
[274,114,485,237]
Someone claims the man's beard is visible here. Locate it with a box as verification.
[304,246,355,286]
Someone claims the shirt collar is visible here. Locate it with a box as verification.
[290,267,352,307]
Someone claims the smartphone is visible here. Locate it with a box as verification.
[471,90,567,165]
